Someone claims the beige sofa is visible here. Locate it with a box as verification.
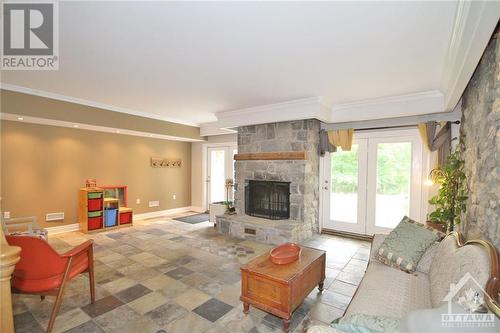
[308,232,500,332]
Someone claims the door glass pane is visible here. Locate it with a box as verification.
[210,150,226,203]
[375,142,411,228]
[330,145,358,223]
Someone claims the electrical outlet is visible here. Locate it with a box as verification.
[3,211,10,219]
[149,200,160,208]
[136,198,141,204]
[172,194,176,200]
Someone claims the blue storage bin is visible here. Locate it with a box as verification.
[104,208,118,227]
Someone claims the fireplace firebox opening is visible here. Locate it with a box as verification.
[245,180,290,220]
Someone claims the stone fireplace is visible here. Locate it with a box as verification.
[216,119,320,244]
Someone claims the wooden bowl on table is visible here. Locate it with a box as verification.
[270,243,301,265]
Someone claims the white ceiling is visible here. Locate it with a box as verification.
[1,1,498,128]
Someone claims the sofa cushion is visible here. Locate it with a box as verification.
[330,323,381,333]
[376,216,441,272]
[307,326,342,333]
[344,261,431,319]
[429,234,491,308]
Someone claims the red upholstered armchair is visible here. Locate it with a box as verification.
[6,236,95,333]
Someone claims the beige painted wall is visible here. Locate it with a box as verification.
[1,120,191,228]
[191,134,237,211]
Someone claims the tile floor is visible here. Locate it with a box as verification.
[12,212,370,333]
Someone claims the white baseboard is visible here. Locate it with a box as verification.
[46,223,79,235]
[133,206,194,220]
[189,206,205,213]
[45,206,200,235]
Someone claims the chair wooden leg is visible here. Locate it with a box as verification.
[40,295,45,301]
[46,257,73,333]
[88,248,95,304]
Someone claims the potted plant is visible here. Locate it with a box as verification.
[427,142,468,233]
[224,178,236,214]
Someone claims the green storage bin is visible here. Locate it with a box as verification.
[88,211,102,218]
[88,192,103,199]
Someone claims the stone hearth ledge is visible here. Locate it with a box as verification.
[216,214,313,245]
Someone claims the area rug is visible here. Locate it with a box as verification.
[173,213,210,224]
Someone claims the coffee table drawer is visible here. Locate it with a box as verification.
[242,272,287,311]
[248,275,281,301]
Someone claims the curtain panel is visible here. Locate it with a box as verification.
[418,121,451,167]
[320,129,354,155]
[319,130,336,156]
[330,129,354,149]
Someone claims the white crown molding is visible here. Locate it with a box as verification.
[0,113,204,142]
[200,121,237,136]
[441,0,500,110]
[216,96,328,118]
[202,91,446,135]
[213,96,331,128]
[0,83,200,127]
[330,90,445,123]
[323,102,461,131]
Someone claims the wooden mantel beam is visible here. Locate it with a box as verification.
[234,151,307,161]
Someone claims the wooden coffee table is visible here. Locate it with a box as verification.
[240,246,326,332]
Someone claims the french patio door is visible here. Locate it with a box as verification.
[322,129,423,235]
[207,146,237,204]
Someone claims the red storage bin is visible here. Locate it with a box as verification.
[88,216,103,230]
[119,212,132,224]
[88,198,103,211]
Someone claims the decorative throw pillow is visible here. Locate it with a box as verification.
[376,216,442,272]
[369,234,387,262]
[330,314,400,333]
[415,241,439,274]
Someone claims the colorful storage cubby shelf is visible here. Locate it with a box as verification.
[79,187,133,233]
[102,186,133,226]
[119,207,133,224]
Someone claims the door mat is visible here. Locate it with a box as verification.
[173,213,209,224]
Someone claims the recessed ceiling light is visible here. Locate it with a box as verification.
[17,117,24,121]
[73,124,79,128]
[116,130,120,133]
[149,134,153,137]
